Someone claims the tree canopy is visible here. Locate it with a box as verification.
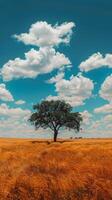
[29,100,83,142]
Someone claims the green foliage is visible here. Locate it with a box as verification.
[29,100,83,141]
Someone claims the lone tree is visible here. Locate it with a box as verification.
[29,100,83,142]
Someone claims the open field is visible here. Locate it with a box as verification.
[0,138,111,199]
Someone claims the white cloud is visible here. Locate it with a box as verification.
[1,47,70,81]
[81,110,92,125]
[107,124,112,129]
[0,103,33,137]
[94,103,112,114]
[91,114,112,132]
[15,100,26,105]
[47,73,94,107]
[47,72,65,83]
[79,52,112,72]
[103,114,112,123]
[99,74,112,102]
[105,54,112,67]
[0,103,30,119]
[14,21,75,47]
[81,112,112,137]
[0,84,14,101]
[90,120,101,129]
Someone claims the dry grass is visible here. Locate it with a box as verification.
[0,138,111,199]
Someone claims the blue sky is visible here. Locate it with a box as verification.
[0,0,112,138]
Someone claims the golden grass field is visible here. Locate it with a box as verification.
[0,138,112,200]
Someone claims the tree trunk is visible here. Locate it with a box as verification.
[54,130,58,142]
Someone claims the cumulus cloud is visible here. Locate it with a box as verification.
[81,110,92,125]
[0,103,30,119]
[47,73,94,107]
[95,75,112,116]
[47,72,65,84]
[103,114,112,123]
[0,84,14,101]
[1,47,70,81]
[14,21,75,47]
[91,113,112,132]
[15,100,26,105]
[79,52,112,72]
[0,103,33,137]
[99,74,112,102]
[82,111,112,137]
[94,103,112,114]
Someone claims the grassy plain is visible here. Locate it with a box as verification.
[0,138,111,199]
